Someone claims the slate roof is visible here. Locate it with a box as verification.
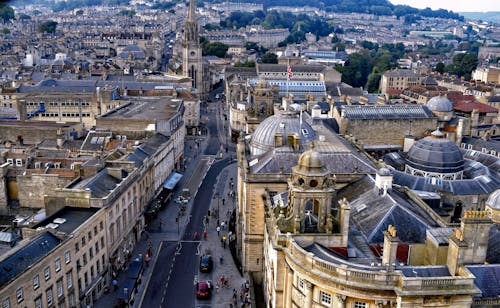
[337,176,441,243]
[302,242,378,270]
[426,227,453,246]
[461,137,500,153]
[401,266,450,277]
[406,135,465,174]
[487,224,500,264]
[251,150,375,175]
[466,265,500,298]
[391,169,500,195]
[384,149,500,195]
[0,232,62,288]
[70,168,128,198]
[383,69,421,78]
[257,64,325,73]
[126,147,149,167]
[250,112,316,155]
[340,105,435,120]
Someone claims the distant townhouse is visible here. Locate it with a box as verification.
[379,69,424,95]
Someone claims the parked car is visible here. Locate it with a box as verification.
[200,255,213,273]
[195,281,212,299]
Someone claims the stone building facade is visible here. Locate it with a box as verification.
[236,109,500,308]
[0,206,108,308]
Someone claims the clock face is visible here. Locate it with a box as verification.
[190,51,196,56]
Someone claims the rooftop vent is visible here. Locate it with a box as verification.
[53,218,66,224]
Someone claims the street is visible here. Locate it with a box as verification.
[139,87,237,307]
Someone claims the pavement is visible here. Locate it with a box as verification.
[95,98,249,308]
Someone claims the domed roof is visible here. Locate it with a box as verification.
[377,167,392,176]
[487,190,500,210]
[298,149,322,168]
[406,130,464,174]
[250,112,316,156]
[427,95,453,112]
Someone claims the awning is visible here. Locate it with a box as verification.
[163,172,183,190]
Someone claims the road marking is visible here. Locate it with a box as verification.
[137,241,163,308]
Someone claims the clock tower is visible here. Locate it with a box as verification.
[182,0,203,96]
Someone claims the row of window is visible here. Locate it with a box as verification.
[26,101,92,107]
[298,278,367,307]
[39,112,92,117]
[3,270,73,308]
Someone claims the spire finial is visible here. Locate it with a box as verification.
[188,0,196,22]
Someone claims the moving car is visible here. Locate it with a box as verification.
[195,281,212,299]
[200,255,213,273]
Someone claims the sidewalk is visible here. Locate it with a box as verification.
[94,134,211,308]
[196,162,252,308]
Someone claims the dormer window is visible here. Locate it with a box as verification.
[6,158,13,166]
[15,159,23,167]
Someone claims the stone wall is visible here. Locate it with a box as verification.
[0,122,83,145]
[95,118,153,139]
[0,163,8,211]
[339,118,437,147]
[17,173,75,208]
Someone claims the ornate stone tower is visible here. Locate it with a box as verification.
[287,145,337,234]
[182,0,203,95]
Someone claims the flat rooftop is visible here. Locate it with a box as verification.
[99,97,182,120]
[33,207,99,235]
[0,120,80,128]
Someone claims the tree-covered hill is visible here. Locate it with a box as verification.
[5,0,463,21]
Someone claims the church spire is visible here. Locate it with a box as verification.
[184,0,199,43]
[187,0,196,22]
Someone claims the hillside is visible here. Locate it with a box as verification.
[459,12,500,23]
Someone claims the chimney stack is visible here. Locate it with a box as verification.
[382,225,399,267]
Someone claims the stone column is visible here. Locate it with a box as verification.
[285,267,293,308]
[304,281,313,308]
[336,294,347,308]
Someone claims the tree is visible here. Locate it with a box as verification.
[76,9,84,16]
[0,3,14,23]
[366,67,382,93]
[38,20,58,34]
[261,52,278,64]
[119,9,136,17]
[435,62,445,74]
[446,52,478,80]
[203,42,229,58]
[339,51,372,88]
[234,61,256,68]
[2,27,10,35]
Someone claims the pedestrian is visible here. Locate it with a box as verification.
[220,236,224,247]
[221,221,226,230]
[222,235,227,249]
[112,279,118,291]
[220,256,223,264]
[203,230,207,239]
[216,226,220,236]
[145,253,151,267]
[194,231,198,240]
[147,242,152,256]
